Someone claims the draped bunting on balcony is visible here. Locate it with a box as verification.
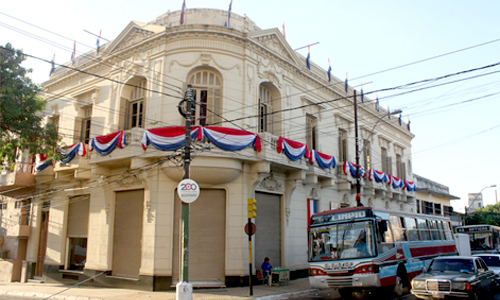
[343,161,366,178]
[89,130,126,155]
[141,126,201,151]
[34,154,53,172]
[404,180,416,191]
[388,175,404,189]
[277,137,309,161]
[368,169,389,183]
[201,126,261,152]
[309,150,336,169]
[58,142,86,164]
[141,126,262,152]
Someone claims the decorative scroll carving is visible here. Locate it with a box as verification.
[115,28,154,53]
[257,174,283,193]
[169,52,241,75]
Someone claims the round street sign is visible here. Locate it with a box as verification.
[244,223,257,236]
[177,179,200,203]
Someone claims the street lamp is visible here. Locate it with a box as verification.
[354,88,402,207]
[463,184,497,225]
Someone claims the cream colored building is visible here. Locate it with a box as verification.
[0,9,415,290]
[414,174,460,226]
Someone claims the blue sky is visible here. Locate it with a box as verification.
[2,0,499,212]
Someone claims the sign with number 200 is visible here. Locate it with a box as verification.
[177,179,200,203]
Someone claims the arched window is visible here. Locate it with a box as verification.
[259,85,272,133]
[187,70,222,126]
[120,78,147,130]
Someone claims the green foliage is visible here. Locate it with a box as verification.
[466,202,500,226]
[0,43,59,163]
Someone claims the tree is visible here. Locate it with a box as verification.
[466,203,500,226]
[0,43,58,166]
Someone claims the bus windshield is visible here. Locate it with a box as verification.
[309,220,376,261]
[470,232,495,251]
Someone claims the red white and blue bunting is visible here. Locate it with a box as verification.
[368,169,389,183]
[34,154,53,172]
[141,126,201,151]
[343,161,366,178]
[277,137,309,161]
[404,180,416,191]
[389,175,404,189]
[309,150,336,169]
[201,126,261,152]
[89,130,126,155]
[58,142,86,164]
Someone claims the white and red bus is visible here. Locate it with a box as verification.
[308,206,457,298]
[455,224,500,254]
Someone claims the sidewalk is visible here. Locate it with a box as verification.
[0,278,317,300]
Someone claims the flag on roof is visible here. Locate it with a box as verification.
[282,23,286,39]
[225,0,233,27]
[327,59,331,82]
[345,72,348,93]
[180,0,186,25]
[306,46,311,70]
[96,29,102,55]
[71,41,76,66]
[49,54,55,76]
[361,83,364,103]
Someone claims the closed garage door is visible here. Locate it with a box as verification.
[255,192,281,270]
[173,189,226,285]
[113,189,144,278]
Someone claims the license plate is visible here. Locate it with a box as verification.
[431,291,444,299]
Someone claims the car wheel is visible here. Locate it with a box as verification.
[470,291,480,300]
[393,274,404,297]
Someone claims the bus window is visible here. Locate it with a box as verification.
[390,215,407,242]
[436,221,445,240]
[417,218,431,240]
[377,219,395,253]
[405,217,420,241]
[428,220,440,240]
[443,222,453,240]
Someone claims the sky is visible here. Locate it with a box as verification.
[1,1,499,212]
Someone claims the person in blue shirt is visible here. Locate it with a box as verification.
[261,257,272,278]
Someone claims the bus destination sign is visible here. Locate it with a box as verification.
[456,226,490,233]
[312,209,368,224]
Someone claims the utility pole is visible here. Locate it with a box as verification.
[353,90,362,207]
[177,84,194,300]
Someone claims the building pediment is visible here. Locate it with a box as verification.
[103,21,164,55]
[248,28,301,66]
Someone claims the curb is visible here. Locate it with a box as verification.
[0,290,102,300]
[256,289,318,300]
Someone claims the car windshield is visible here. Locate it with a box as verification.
[477,255,500,267]
[309,220,376,261]
[428,258,475,273]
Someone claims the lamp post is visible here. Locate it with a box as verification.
[353,92,402,207]
[464,184,497,225]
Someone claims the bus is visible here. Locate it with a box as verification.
[454,224,500,254]
[308,206,457,298]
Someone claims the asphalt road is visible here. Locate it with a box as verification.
[288,289,500,300]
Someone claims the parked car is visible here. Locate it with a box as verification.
[411,256,496,300]
[473,253,500,276]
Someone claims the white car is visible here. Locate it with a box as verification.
[473,254,500,276]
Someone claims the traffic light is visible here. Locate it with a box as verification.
[247,198,257,219]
